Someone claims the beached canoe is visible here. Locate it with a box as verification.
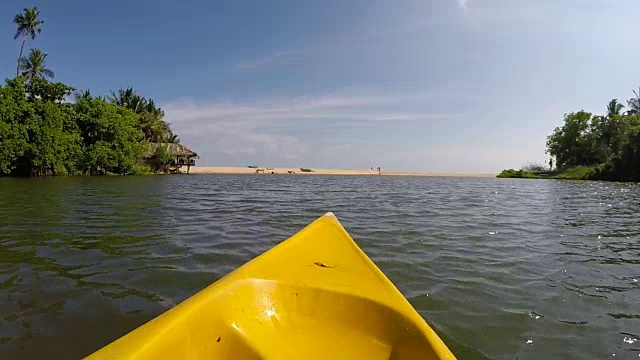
[86,213,455,359]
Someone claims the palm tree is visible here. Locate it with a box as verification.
[166,133,180,144]
[109,87,146,114]
[109,88,174,142]
[13,7,44,77]
[19,48,54,82]
[606,99,624,118]
[74,89,93,102]
[628,88,640,115]
[142,113,171,142]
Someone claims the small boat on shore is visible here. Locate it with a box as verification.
[247,165,259,169]
[86,213,455,359]
[300,167,313,172]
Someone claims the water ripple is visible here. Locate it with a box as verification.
[0,176,639,358]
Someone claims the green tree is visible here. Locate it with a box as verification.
[143,100,171,142]
[153,144,174,173]
[26,75,72,102]
[13,7,43,77]
[108,87,173,142]
[601,114,640,181]
[0,78,79,176]
[19,48,55,82]
[165,133,180,144]
[628,88,640,115]
[108,87,146,114]
[0,80,30,175]
[546,111,596,169]
[607,99,624,117]
[74,97,144,175]
[73,89,93,102]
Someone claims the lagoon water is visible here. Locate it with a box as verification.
[0,175,638,359]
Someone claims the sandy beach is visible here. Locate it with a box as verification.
[185,166,496,178]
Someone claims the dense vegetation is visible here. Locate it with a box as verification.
[0,7,182,176]
[500,91,640,181]
[496,169,539,179]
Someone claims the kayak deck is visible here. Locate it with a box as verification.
[86,212,455,359]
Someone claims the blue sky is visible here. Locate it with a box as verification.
[1,0,639,172]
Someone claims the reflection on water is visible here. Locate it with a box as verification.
[0,176,639,359]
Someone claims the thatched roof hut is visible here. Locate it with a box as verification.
[144,143,198,158]
[142,142,199,173]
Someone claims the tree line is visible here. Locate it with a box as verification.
[500,89,640,181]
[1,7,182,176]
[545,91,640,181]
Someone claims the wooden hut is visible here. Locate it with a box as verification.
[142,143,199,174]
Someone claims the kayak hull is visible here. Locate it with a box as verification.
[87,213,455,359]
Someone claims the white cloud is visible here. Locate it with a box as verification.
[162,90,461,165]
[456,0,468,11]
[235,49,302,70]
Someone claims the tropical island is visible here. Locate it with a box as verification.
[0,7,196,177]
[499,91,640,181]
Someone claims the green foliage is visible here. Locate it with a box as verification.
[0,78,156,177]
[13,7,43,41]
[13,7,43,77]
[75,98,144,175]
[19,48,54,81]
[628,88,640,114]
[552,166,596,180]
[0,6,188,177]
[0,78,80,176]
[546,111,598,169]
[545,91,640,182]
[154,144,174,165]
[0,81,29,174]
[26,77,74,102]
[522,163,548,174]
[497,169,538,179]
[128,165,154,176]
[108,87,176,143]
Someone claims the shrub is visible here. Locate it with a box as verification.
[128,165,154,175]
[553,166,596,180]
[497,169,538,178]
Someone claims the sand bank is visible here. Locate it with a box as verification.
[185,167,495,178]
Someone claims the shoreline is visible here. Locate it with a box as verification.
[185,167,496,178]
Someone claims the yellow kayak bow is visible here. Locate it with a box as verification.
[87,212,455,359]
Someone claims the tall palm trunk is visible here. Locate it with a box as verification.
[16,38,26,77]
